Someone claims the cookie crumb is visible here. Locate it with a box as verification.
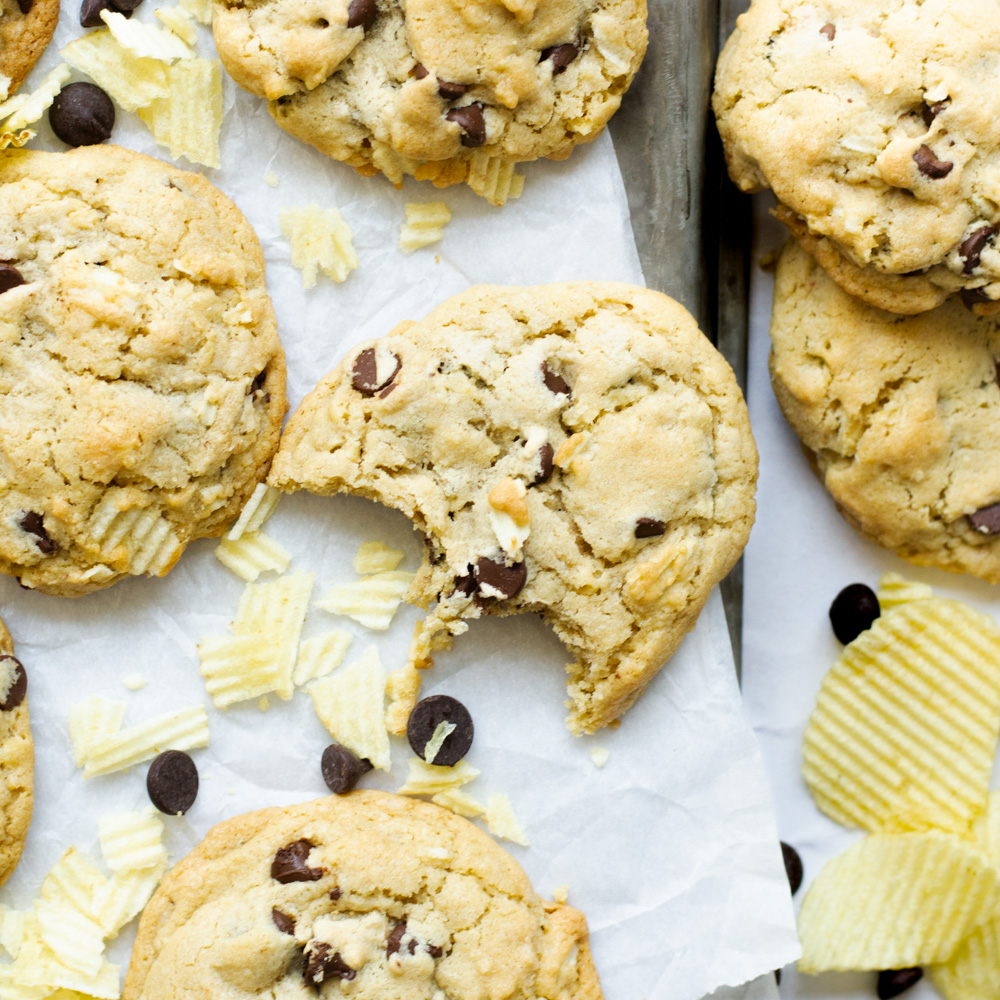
[264,170,279,187]
[589,746,610,768]
[552,884,570,904]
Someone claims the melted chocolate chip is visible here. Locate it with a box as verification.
[531,442,554,486]
[445,104,486,147]
[913,144,953,179]
[541,362,570,396]
[427,944,444,958]
[351,347,402,396]
[818,22,835,40]
[474,556,527,599]
[969,502,1000,535]
[921,99,949,129]
[0,264,25,295]
[829,583,880,643]
[305,943,356,985]
[780,842,803,895]
[271,908,296,935]
[321,742,373,794]
[250,369,267,395]
[407,694,474,766]
[16,0,32,13]
[414,63,429,79]
[346,0,376,30]
[387,921,417,957]
[961,286,993,308]
[634,517,666,538]
[49,83,116,147]
[960,225,998,274]
[0,657,27,713]
[541,42,579,73]
[451,569,477,598]
[877,968,923,999]
[146,750,199,815]
[271,840,324,883]
[437,79,469,100]
[19,511,57,553]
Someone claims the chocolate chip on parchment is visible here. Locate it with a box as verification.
[0,265,25,295]
[877,968,923,999]
[446,104,486,147]
[305,943,356,985]
[346,0,376,30]
[321,742,373,794]
[271,840,324,884]
[913,144,953,179]
[959,225,998,274]
[828,583,880,644]
[49,83,116,147]
[541,42,579,73]
[0,657,27,712]
[271,908,296,935]
[634,517,666,538]
[818,22,835,40]
[80,0,130,28]
[407,694,474,766]
[531,442,555,486]
[351,348,401,396]
[779,841,803,895]
[19,511,57,554]
[921,99,949,129]
[969,502,1000,535]
[474,555,527,599]
[541,362,570,396]
[146,750,199,815]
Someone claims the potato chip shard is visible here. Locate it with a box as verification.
[352,541,404,575]
[431,787,485,819]
[802,597,1000,834]
[68,696,125,767]
[198,635,286,708]
[423,721,456,765]
[214,531,291,582]
[293,630,352,686]
[227,483,281,541]
[877,572,934,610]
[0,906,25,959]
[797,832,1000,973]
[309,646,391,770]
[264,170,279,187]
[931,916,1000,1000]
[100,9,192,61]
[62,31,170,113]
[466,152,525,207]
[81,705,209,778]
[0,64,71,131]
[94,864,165,937]
[35,899,103,978]
[589,747,610,768]
[98,809,166,873]
[485,793,529,846]
[397,757,479,796]
[0,129,34,149]
[399,202,451,254]
[179,0,213,23]
[155,5,198,45]
[86,491,183,576]
[38,849,106,920]
[280,205,358,287]
[315,570,414,630]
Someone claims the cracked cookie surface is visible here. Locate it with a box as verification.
[714,0,1000,314]
[0,145,286,596]
[269,283,757,734]
[124,790,602,1000]
[0,614,32,890]
[0,0,59,99]
[771,241,1000,581]
[212,0,647,195]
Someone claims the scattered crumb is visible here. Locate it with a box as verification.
[552,884,570,905]
[485,793,529,847]
[258,696,271,712]
[353,540,404,575]
[123,673,148,691]
[399,202,451,254]
[589,747,610,768]
[280,204,358,286]
[264,170,279,187]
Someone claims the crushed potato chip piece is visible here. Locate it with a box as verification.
[466,152,525,206]
[294,630,352,686]
[155,5,197,45]
[0,906,24,959]
[199,635,286,708]
[264,170,279,187]
[431,788,485,818]
[214,530,291,582]
[877,572,934,610]
[485,793,529,846]
[93,864,164,937]
[280,205,358,287]
[797,832,1000,973]
[179,0,213,23]
[122,673,147,691]
[931,917,1000,1000]
[62,31,170,112]
[315,570,414,630]
[86,490,183,576]
[399,202,451,253]
[398,757,479,796]
[423,721,455,765]
[38,849,106,922]
[227,483,281,541]
[35,899,103,978]
[68,696,125,767]
[353,541,404,575]
[803,597,1000,834]
[552,884,569,905]
[309,647,391,770]
[0,129,34,149]
[98,809,166,873]
[589,747,609,768]
[0,64,70,131]
[100,9,192,60]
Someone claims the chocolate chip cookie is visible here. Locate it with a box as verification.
[771,241,1000,581]
[0,613,32,889]
[269,283,757,734]
[714,0,1000,314]
[0,0,59,99]
[212,0,647,199]
[124,790,602,1000]
[0,145,286,596]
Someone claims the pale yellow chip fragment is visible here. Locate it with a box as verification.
[423,721,456,765]
[589,747,610,768]
[876,572,934,610]
[122,673,148,691]
[352,541,403,575]
[466,152,525,206]
[62,31,170,113]
[68,696,125,767]
[93,864,165,936]
[227,483,282,541]
[0,905,25,959]
[485,793,529,846]
[215,531,291,582]
[0,64,70,131]
[38,849,106,920]
[797,832,1000,973]
[264,171,279,187]
[280,205,358,287]
[98,809,167,872]
[155,5,198,45]
[315,570,414,630]
[179,0,213,23]
[397,757,479,796]
[431,788,485,818]
[399,202,451,254]
[199,635,286,708]
[100,9,192,60]
[931,917,1000,1000]
[0,129,34,149]
[802,598,1000,834]
[34,898,103,977]
[309,647,391,770]
[293,630,352,686]
[86,490,183,577]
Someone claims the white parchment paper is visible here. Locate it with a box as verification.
[0,11,798,999]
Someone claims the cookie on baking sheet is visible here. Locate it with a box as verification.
[269,283,757,734]
[714,0,1000,315]
[770,241,1000,581]
[212,0,647,200]
[0,0,59,100]
[124,790,602,1000]
[0,614,32,889]
[0,145,286,596]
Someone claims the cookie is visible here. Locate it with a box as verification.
[268,283,757,734]
[212,0,647,199]
[0,613,33,889]
[124,790,602,1000]
[0,145,286,596]
[770,241,1000,581]
[0,0,59,100]
[714,0,1000,314]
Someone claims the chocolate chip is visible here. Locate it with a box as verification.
[413,63,429,79]
[451,569,476,598]
[49,83,115,147]
[321,742,373,794]
[271,840,324,884]
[959,225,997,274]
[329,887,342,901]
[427,944,443,958]
[387,921,418,957]
[19,511,56,553]
[407,694,474,766]
[818,22,835,40]
[474,556,527,600]
[271,908,296,935]
[961,286,993,308]
[0,657,27,712]
[305,943,356,985]
[995,359,1000,386]
[146,750,199,815]
[913,144,953,179]
[541,42,579,73]
[80,0,133,28]
[877,968,923,999]
[780,842,803,895]
[249,369,268,396]
[16,0,32,13]
[774,969,781,985]
[0,264,25,295]
[969,502,1000,534]
[445,104,486,148]
[112,0,144,9]
[635,517,666,538]
[346,0,376,30]
[541,362,570,396]
[531,443,554,486]
[437,79,468,100]
[921,99,949,129]
[829,583,880,644]
[351,347,401,396]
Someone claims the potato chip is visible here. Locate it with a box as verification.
[293,630,352,686]
[86,491,183,576]
[98,809,166,873]
[931,916,1000,1000]
[94,864,165,937]
[399,202,451,254]
[423,721,455,765]
[0,65,70,131]
[975,788,1000,863]
[198,635,285,708]
[280,205,359,287]
[589,747,610,768]
[227,483,281,541]
[34,899,103,978]
[352,541,403,575]
[802,597,1000,833]
[431,788,485,818]
[155,5,198,45]
[385,661,422,735]
[0,129,34,150]
[797,832,1000,973]
[38,849,106,920]
[264,171,279,187]
[62,31,170,113]
[68,696,125,767]
[485,793,529,846]
[214,531,291,582]
[466,152,525,207]
[179,0,213,23]
[315,570,414,630]
[397,757,479,796]
[876,572,934,610]
[99,10,192,61]
[0,906,25,959]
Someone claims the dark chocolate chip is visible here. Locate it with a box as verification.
[780,841,803,895]
[329,887,342,901]
[437,79,468,100]
[413,63,429,79]
[80,0,132,28]
[271,908,296,935]
[0,264,25,295]
[445,104,486,147]
[541,42,579,73]
[829,583,880,644]
[634,517,666,539]
[541,362,570,396]
[961,286,993,308]
[321,741,373,794]
[112,0,144,9]
[531,443,554,486]
[407,694,474,766]
[427,944,443,958]
[49,83,116,147]
[346,0,376,31]
[969,502,1000,535]
[146,750,199,815]
[451,569,477,598]
[819,22,835,40]
[774,969,781,985]
[921,100,949,129]
[249,369,268,396]
[271,840,324,884]
[994,358,1000,386]
[474,555,527,599]
[351,347,402,396]
[305,943,356,985]
[913,144,953,179]
[387,921,418,957]
[959,225,997,274]
[0,656,27,713]
[877,968,923,999]
[19,511,56,554]
[16,0,32,13]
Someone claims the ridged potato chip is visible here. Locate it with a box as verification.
[155,5,198,46]
[99,10,192,61]
[226,483,281,541]
[34,899,103,977]
[931,917,1000,1000]
[280,205,358,287]
[293,630,351,686]
[399,202,451,254]
[86,491,183,577]
[876,572,934,610]
[485,794,529,847]
[431,788,485,818]
[0,65,70,131]
[397,757,479,796]
[97,809,166,873]
[315,570,414,630]
[198,635,284,707]
[62,31,170,114]
[179,0,212,23]
[466,152,525,206]
[214,531,290,582]
[68,697,125,768]
[352,541,403,575]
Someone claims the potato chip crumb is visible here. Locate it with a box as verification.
[155,5,198,46]
[353,540,404,575]
[431,788,485,819]
[122,673,148,691]
[315,570,414,630]
[0,128,34,149]
[589,747,610,768]
[423,721,456,765]
[385,662,422,735]
[258,696,270,712]
[398,757,479,796]
[179,0,213,23]
[294,630,352,686]
[264,171,279,187]
[552,884,570,905]
[215,530,291,581]
[68,696,125,768]
[0,64,71,131]
[280,205,359,287]
[485,794,529,846]
[399,202,451,254]
[227,483,282,541]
